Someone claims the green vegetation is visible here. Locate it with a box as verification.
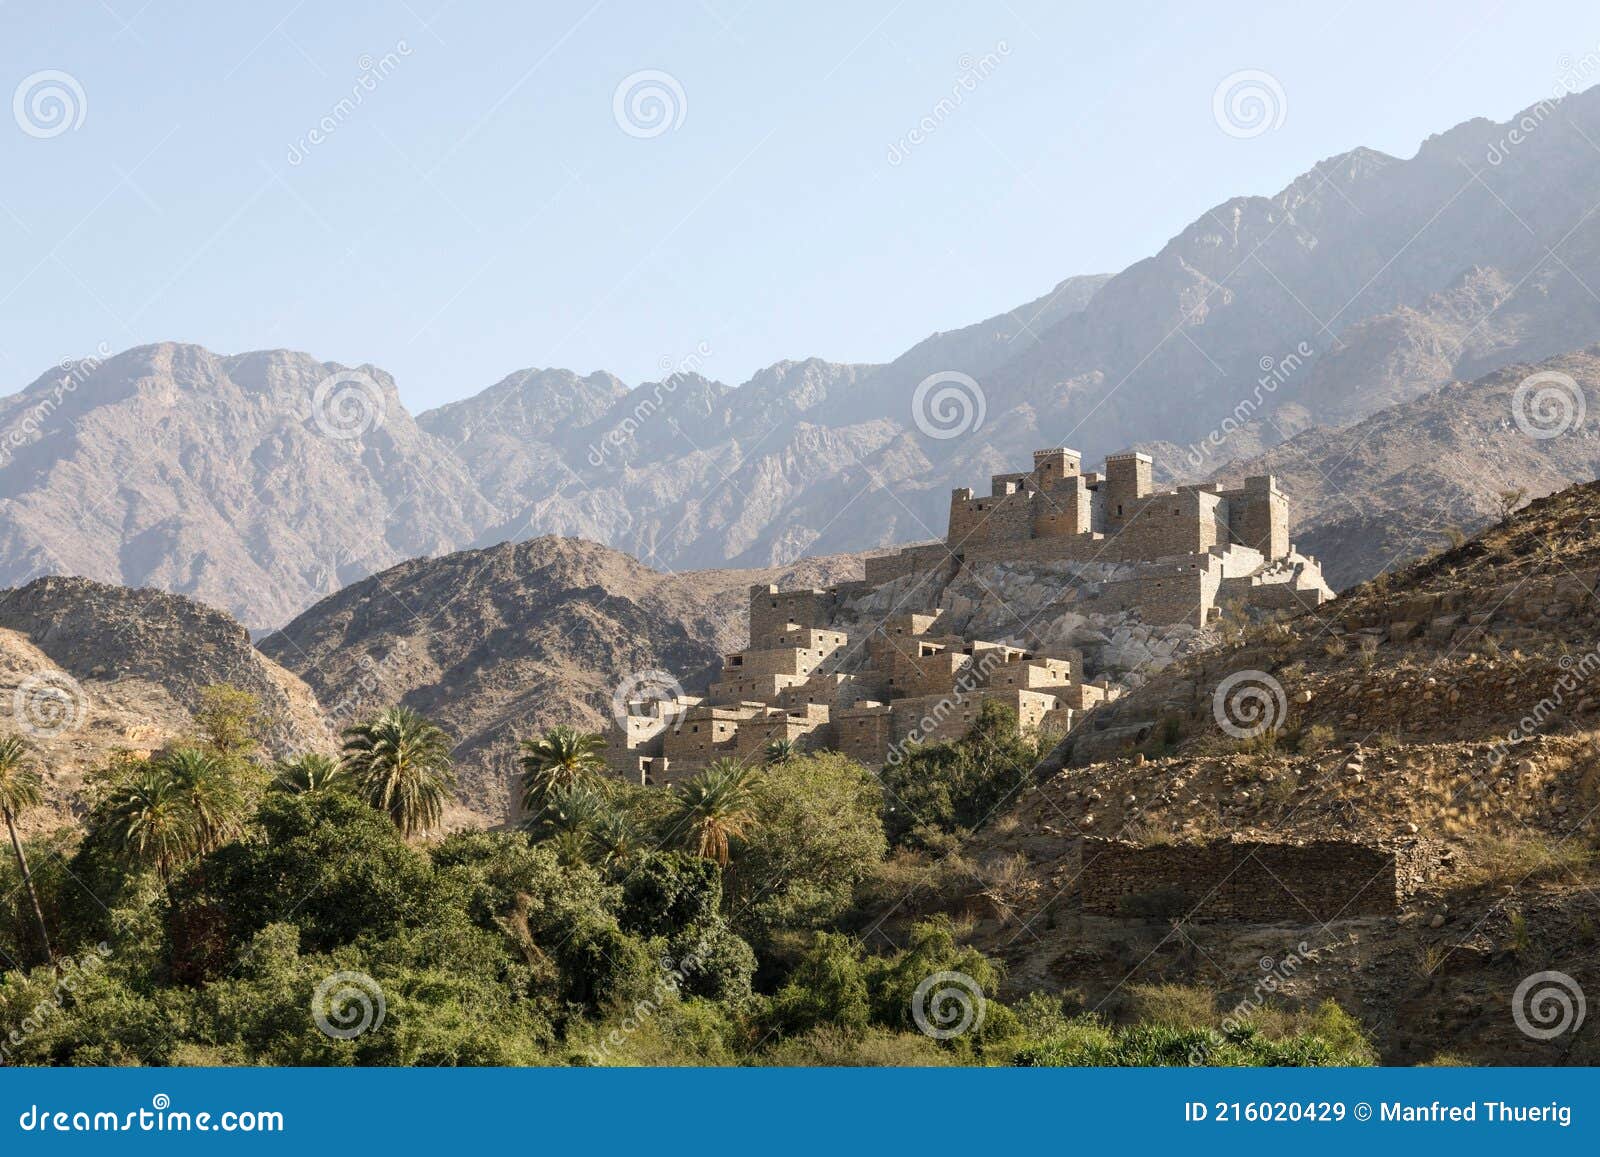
[1461,831,1593,887]
[877,701,1047,849]
[341,707,456,838]
[0,689,1375,1067]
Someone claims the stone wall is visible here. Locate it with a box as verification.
[749,585,837,642]
[1079,836,1438,922]
[862,544,956,586]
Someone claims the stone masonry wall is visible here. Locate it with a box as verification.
[1079,837,1436,922]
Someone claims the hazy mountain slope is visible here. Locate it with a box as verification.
[1214,348,1600,588]
[259,537,873,823]
[0,344,497,628]
[11,92,1600,623]
[984,89,1600,461]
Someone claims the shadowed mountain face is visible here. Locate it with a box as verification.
[9,89,1600,627]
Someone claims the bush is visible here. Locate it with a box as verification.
[877,702,1042,848]
[734,752,887,941]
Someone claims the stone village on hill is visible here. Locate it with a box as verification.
[605,447,1334,786]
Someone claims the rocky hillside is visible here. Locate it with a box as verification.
[874,481,1600,1064]
[259,537,873,823]
[14,90,1600,627]
[1214,348,1600,589]
[0,576,331,834]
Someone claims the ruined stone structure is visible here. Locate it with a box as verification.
[604,447,1331,785]
[1078,836,1441,922]
[604,589,1119,786]
[864,448,1330,626]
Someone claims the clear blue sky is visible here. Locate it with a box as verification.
[3,1,1598,409]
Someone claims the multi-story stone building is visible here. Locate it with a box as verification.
[862,447,1330,626]
[603,447,1331,784]
[605,591,1115,787]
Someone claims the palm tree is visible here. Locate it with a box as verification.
[672,758,762,868]
[157,747,245,854]
[341,707,456,838]
[763,738,796,766]
[591,809,643,867]
[0,736,52,963]
[518,726,608,813]
[272,752,346,795]
[99,766,199,881]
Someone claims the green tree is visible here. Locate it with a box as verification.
[194,684,265,759]
[272,752,347,795]
[518,726,608,814]
[0,736,52,962]
[878,701,1042,847]
[98,765,199,880]
[764,738,796,766]
[735,752,886,940]
[671,758,761,868]
[158,746,248,855]
[340,707,457,838]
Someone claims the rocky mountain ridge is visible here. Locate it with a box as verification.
[11,90,1600,626]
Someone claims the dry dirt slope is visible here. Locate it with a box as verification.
[867,482,1600,1064]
